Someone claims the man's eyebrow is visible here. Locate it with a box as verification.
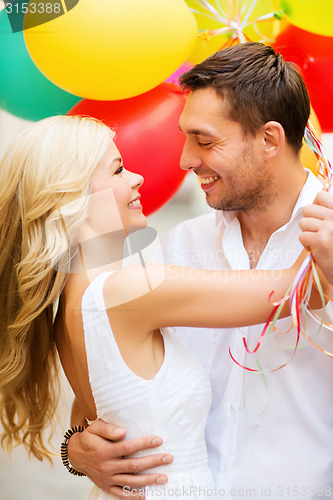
[178,125,217,137]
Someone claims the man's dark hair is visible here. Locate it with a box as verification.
[179,42,310,153]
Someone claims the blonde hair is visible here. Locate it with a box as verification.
[0,115,113,460]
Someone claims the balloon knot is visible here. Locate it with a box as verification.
[273,10,284,21]
[198,29,213,41]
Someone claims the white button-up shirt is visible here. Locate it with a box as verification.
[162,171,333,499]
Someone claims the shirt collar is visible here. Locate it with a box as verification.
[215,169,323,227]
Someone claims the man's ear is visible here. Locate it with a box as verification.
[263,121,285,160]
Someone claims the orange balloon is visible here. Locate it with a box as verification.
[300,108,321,176]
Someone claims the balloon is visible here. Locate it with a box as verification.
[186,0,282,64]
[300,57,333,133]
[24,0,197,100]
[165,62,193,87]
[68,84,187,215]
[271,0,290,35]
[0,10,80,122]
[300,108,322,177]
[279,0,333,37]
[273,25,333,132]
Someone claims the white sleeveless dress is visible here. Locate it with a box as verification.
[81,272,215,500]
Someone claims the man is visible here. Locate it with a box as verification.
[66,43,333,499]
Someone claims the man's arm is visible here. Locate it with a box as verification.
[299,191,333,284]
[68,398,173,499]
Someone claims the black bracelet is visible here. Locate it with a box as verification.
[61,425,87,477]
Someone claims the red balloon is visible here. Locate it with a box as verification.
[68,83,186,215]
[273,25,333,132]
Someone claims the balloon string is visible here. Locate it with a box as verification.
[241,0,259,29]
[243,359,269,421]
[304,121,333,192]
[191,0,229,24]
[229,253,333,373]
[191,0,283,45]
[214,0,229,18]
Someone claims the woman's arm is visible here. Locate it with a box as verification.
[104,250,331,332]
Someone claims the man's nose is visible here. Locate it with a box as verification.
[180,142,202,171]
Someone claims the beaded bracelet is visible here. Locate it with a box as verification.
[61,425,87,477]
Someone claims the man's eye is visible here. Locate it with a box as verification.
[114,165,124,175]
[198,142,212,148]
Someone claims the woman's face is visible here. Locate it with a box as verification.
[86,140,146,237]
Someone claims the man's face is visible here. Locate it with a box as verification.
[179,87,274,212]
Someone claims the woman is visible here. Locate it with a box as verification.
[0,115,328,499]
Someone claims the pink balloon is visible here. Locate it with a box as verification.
[165,62,193,87]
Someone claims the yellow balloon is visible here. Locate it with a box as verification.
[24,0,197,100]
[301,108,322,177]
[279,0,333,37]
[186,0,282,64]
[271,0,290,38]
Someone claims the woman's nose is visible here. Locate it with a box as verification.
[128,170,144,188]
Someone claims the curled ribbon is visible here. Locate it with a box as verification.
[190,0,283,48]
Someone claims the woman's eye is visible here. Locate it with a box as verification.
[114,165,124,175]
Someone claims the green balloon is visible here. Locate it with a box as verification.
[0,10,80,121]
